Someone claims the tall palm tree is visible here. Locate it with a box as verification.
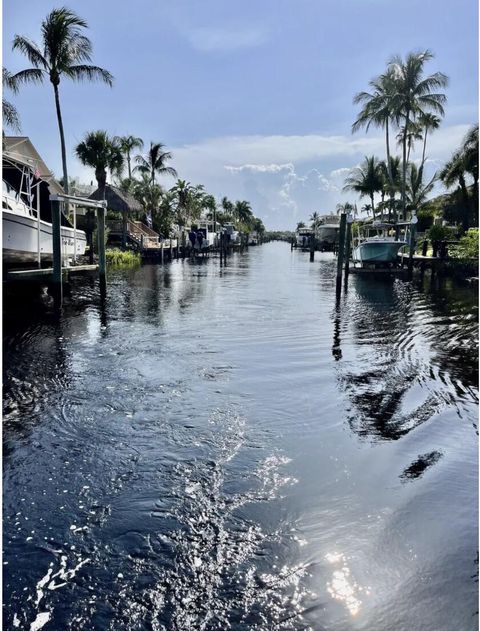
[343,156,384,217]
[115,135,144,178]
[418,112,441,169]
[75,131,124,190]
[12,7,113,194]
[353,68,398,212]
[296,221,306,231]
[387,50,448,218]
[3,68,21,131]
[135,142,177,185]
[406,163,436,208]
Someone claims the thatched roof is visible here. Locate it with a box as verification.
[89,184,142,213]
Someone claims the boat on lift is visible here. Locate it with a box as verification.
[3,137,87,266]
[352,221,407,266]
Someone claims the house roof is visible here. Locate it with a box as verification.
[89,184,142,213]
[3,136,64,194]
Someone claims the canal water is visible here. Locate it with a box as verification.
[3,242,478,631]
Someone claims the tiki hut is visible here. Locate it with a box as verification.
[89,184,142,215]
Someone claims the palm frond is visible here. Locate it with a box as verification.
[12,68,46,86]
[64,64,113,85]
[12,35,49,69]
[2,98,21,131]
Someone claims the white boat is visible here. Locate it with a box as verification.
[295,228,314,249]
[248,231,259,245]
[317,223,340,250]
[196,220,220,249]
[224,222,240,244]
[352,222,407,265]
[3,140,87,265]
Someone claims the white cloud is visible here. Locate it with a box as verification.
[181,25,269,52]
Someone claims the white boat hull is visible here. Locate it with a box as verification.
[3,210,87,264]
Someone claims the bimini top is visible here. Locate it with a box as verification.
[3,136,64,195]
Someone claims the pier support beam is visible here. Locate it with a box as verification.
[336,213,347,294]
[344,216,352,278]
[51,198,63,303]
[97,205,106,288]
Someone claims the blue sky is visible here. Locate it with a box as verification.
[3,0,478,229]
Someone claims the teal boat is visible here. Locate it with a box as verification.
[352,222,407,265]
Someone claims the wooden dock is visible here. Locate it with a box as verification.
[5,264,99,283]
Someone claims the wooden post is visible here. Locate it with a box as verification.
[336,212,347,294]
[408,221,417,277]
[309,234,315,262]
[422,239,428,256]
[122,211,127,249]
[160,240,164,264]
[51,198,63,301]
[97,205,106,287]
[344,218,352,278]
[169,238,173,261]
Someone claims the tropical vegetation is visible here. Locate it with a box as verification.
[12,7,113,194]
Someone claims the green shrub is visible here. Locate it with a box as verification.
[105,248,141,267]
[427,224,457,242]
[451,228,479,260]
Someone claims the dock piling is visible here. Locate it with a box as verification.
[51,198,63,302]
[97,205,106,286]
[336,212,347,293]
[344,216,352,278]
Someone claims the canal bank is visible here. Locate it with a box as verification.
[3,242,478,631]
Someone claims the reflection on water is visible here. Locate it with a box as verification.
[3,244,478,630]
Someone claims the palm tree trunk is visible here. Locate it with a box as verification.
[402,110,410,220]
[385,122,395,222]
[421,129,428,170]
[459,175,470,231]
[53,83,69,195]
[370,193,375,219]
[127,151,132,179]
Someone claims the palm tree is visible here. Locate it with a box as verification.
[135,142,177,185]
[234,200,254,227]
[115,135,144,178]
[171,180,203,226]
[3,69,21,131]
[353,68,398,212]
[387,50,448,218]
[406,163,436,208]
[221,196,234,218]
[439,151,470,230]
[418,112,441,169]
[75,131,124,190]
[12,7,113,194]
[343,156,384,217]
[296,221,306,231]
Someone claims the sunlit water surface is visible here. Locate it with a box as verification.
[3,243,478,630]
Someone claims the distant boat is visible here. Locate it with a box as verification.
[3,137,86,265]
[248,231,259,245]
[224,222,240,244]
[295,228,314,250]
[352,222,407,265]
[317,224,340,250]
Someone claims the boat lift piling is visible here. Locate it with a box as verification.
[344,215,353,279]
[336,213,347,294]
[50,193,107,302]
